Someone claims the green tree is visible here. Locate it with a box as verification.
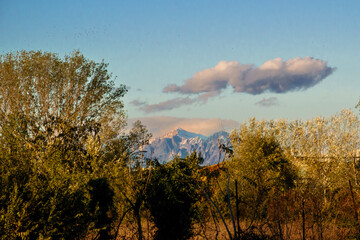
[227,121,297,237]
[146,152,202,240]
[0,50,127,239]
[108,120,153,240]
[224,112,360,239]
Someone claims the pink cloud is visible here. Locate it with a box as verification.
[165,57,335,95]
[134,57,335,113]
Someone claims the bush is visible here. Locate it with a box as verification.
[146,153,201,240]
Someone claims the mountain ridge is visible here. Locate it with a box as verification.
[144,128,229,165]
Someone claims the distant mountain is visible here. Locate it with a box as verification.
[143,128,230,165]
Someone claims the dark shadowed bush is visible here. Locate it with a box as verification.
[146,153,201,240]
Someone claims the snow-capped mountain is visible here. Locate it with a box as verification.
[162,128,208,141]
[143,128,230,165]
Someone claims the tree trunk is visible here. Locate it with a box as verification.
[226,173,237,238]
[276,192,284,240]
[302,199,306,240]
[134,195,143,240]
[235,180,241,235]
[349,180,360,234]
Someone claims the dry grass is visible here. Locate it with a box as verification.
[112,219,357,240]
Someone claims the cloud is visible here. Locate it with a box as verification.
[133,94,218,113]
[256,97,278,107]
[130,100,146,106]
[135,97,196,113]
[128,116,239,138]
[165,57,335,96]
[136,57,335,112]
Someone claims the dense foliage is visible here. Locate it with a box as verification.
[146,153,202,240]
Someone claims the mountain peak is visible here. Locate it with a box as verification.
[163,128,208,140]
[144,129,230,165]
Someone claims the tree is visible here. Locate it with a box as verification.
[145,152,202,240]
[224,113,360,239]
[0,50,127,239]
[227,120,297,238]
[108,120,153,240]
[0,50,127,144]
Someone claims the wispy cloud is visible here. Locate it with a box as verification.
[128,116,239,138]
[132,97,196,113]
[256,97,278,107]
[130,100,146,106]
[135,57,335,112]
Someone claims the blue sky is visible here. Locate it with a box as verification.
[1,0,360,136]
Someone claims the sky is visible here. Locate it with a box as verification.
[1,0,360,137]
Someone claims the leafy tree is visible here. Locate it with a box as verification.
[145,152,202,240]
[87,178,115,240]
[0,50,127,144]
[0,50,127,239]
[108,120,153,240]
[227,121,297,237]
[223,112,360,239]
